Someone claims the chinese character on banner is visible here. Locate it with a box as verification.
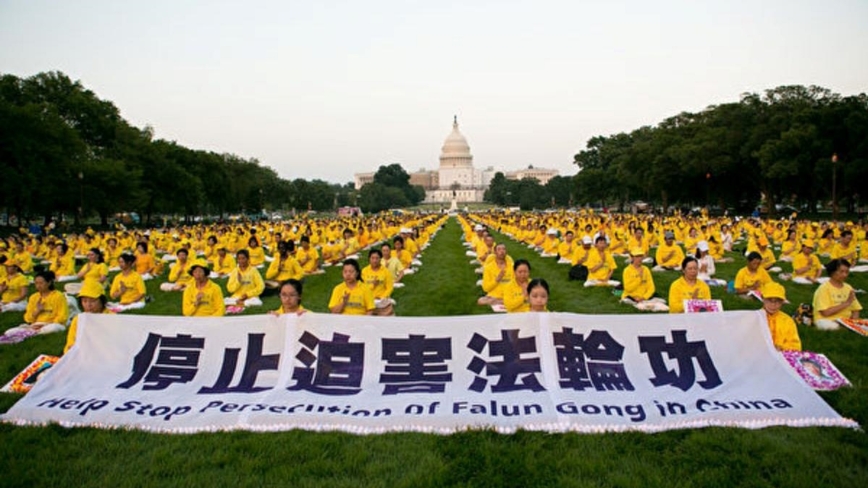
[379,334,452,395]
[288,331,364,395]
[552,328,634,391]
[466,329,545,393]
[117,333,205,390]
[639,330,722,391]
[198,333,280,394]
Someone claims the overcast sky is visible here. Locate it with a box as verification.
[2,0,866,184]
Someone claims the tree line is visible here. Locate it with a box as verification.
[0,71,364,227]
[571,85,868,215]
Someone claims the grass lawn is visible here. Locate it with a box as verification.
[2,217,867,487]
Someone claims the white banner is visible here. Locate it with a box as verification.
[1,311,858,434]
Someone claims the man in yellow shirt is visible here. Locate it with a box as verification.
[734,252,773,296]
[653,231,684,271]
[584,236,619,287]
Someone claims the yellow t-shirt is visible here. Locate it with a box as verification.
[668,277,711,314]
[328,282,374,315]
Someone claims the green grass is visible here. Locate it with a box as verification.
[2,217,867,487]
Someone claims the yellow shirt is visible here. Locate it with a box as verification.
[765,311,801,351]
[502,280,530,313]
[791,253,821,279]
[265,255,304,282]
[812,281,862,323]
[585,249,616,281]
[328,282,374,315]
[622,264,655,301]
[655,243,685,268]
[1,273,29,303]
[361,265,393,299]
[734,267,772,293]
[24,290,69,324]
[226,266,265,299]
[182,280,226,316]
[109,271,146,305]
[481,258,515,299]
[668,277,711,314]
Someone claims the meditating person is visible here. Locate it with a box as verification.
[584,236,620,287]
[182,259,225,317]
[668,256,711,314]
[503,259,532,313]
[64,279,112,354]
[51,242,77,282]
[812,258,862,330]
[270,279,306,315]
[695,241,726,286]
[478,243,514,306]
[760,282,801,351]
[211,246,236,279]
[0,258,29,312]
[66,247,109,295]
[734,252,773,297]
[779,230,799,262]
[265,240,304,289]
[362,249,395,316]
[296,235,323,275]
[225,249,265,307]
[621,248,668,311]
[381,242,405,287]
[160,248,193,291]
[108,253,147,312]
[527,278,550,312]
[653,231,684,271]
[1,270,69,338]
[247,236,267,268]
[791,240,824,284]
[134,242,156,280]
[329,259,374,315]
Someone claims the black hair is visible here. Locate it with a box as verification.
[279,279,303,299]
[825,258,851,276]
[368,249,382,259]
[237,249,250,259]
[746,251,762,262]
[35,270,56,290]
[89,247,105,264]
[513,258,531,272]
[681,256,698,270]
[343,258,362,281]
[528,278,549,295]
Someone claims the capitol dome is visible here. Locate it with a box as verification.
[439,116,473,168]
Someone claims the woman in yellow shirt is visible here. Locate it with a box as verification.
[760,282,801,351]
[328,259,374,315]
[668,257,711,314]
[1,270,69,339]
[270,279,306,316]
[503,259,532,313]
[182,260,226,317]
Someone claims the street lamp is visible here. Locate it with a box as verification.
[832,153,838,222]
[78,171,84,223]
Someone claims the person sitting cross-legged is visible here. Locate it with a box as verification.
[622,248,668,312]
[224,249,265,308]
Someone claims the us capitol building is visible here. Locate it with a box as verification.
[354,117,558,204]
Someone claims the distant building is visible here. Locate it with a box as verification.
[409,169,438,190]
[354,172,375,190]
[353,117,557,203]
[423,117,489,204]
[505,166,559,185]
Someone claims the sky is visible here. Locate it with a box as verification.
[2,0,867,185]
